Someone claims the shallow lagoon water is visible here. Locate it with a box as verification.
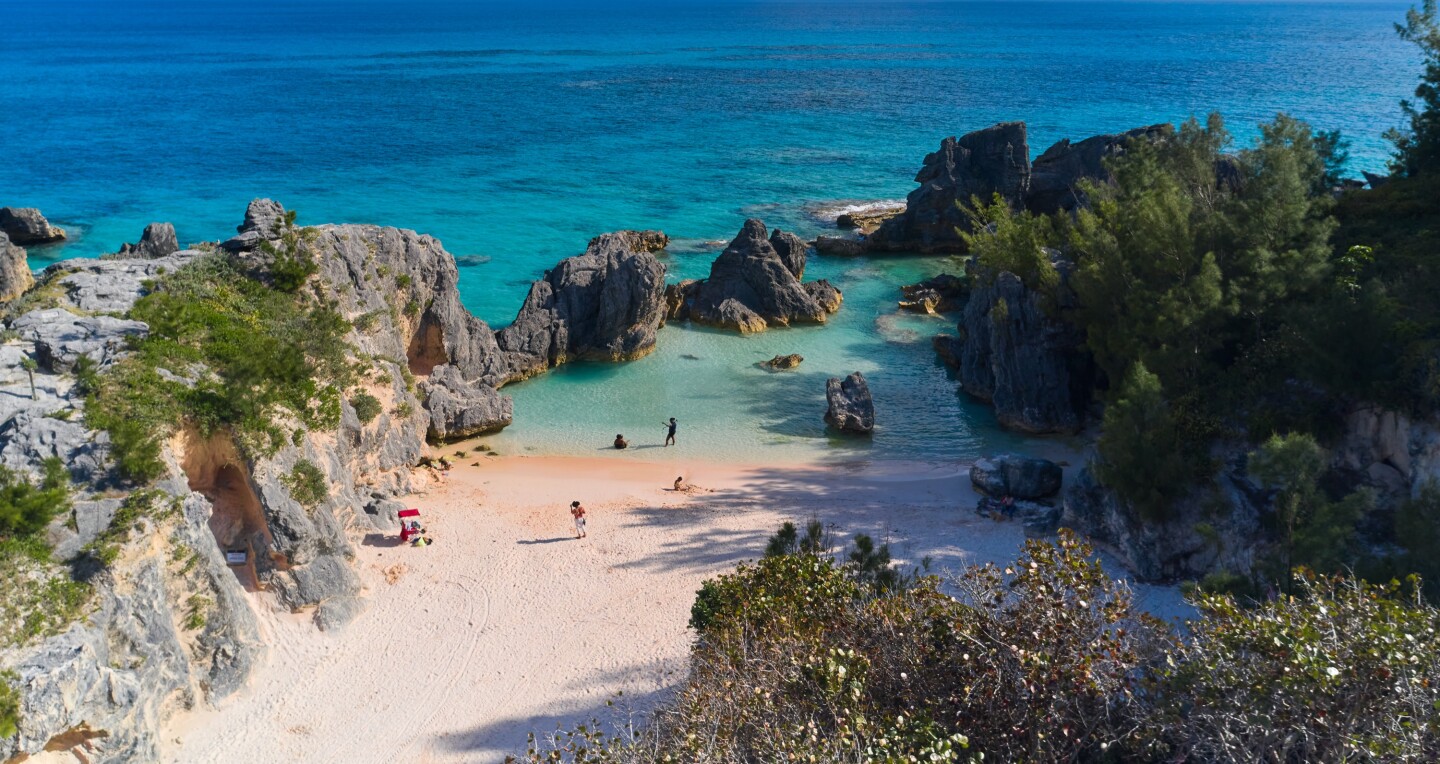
[0,0,1418,463]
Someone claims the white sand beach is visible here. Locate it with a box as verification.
[159,453,1191,763]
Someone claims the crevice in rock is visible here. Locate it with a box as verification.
[177,431,281,592]
[406,311,448,377]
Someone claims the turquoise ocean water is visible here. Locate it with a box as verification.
[0,0,1420,463]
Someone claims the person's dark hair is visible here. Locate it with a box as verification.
[670,417,676,422]
[571,501,580,507]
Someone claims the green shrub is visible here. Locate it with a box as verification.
[0,670,19,739]
[0,457,71,541]
[395,273,412,289]
[282,460,328,508]
[351,392,382,424]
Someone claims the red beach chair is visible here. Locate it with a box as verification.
[399,508,423,543]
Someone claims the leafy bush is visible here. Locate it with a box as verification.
[961,194,1061,294]
[1138,572,1440,761]
[0,539,93,648]
[85,254,355,481]
[350,392,382,424]
[1386,0,1440,177]
[0,457,70,540]
[1095,363,1196,520]
[1248,433,1370,585]
[282,460,328,508]
[0,670,18,739]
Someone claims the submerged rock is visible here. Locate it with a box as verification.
[0,231,33,302]
[825,371,875,434]
[760,353,804,370]
[898,273,966,314]
[0,207,66,245]
[114,222,180,259]
[969,454,1063,499]
[496,231,667,381]
[678,219,841,333]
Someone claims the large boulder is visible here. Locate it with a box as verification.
[869,123,1030,253]
[955,263,1089,434]
[496,232,667,381]
[898,273,966,314]
[1024,125,1170,214]
[420,365,515,441]
[0,232,33,302]
[677,220,840,333]
[220,198,288,252]
[114,222,180,259]
[768,228,808,279]
[969,454,1063,499]
[0,207,65,245]
[814,236,866,257]
[825,371,875,434]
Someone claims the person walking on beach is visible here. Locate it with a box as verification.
[570,500,587,539]
[663,417,677,447]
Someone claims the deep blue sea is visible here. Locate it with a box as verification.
[0,0,1420,463]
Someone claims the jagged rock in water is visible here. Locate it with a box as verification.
[1025,125,1170,214]
[593,229,669,254]
[825,371,875,434]
[115,222,180,259]
[956,264,1089,434]
[837,205,904,232]
[0,207,66,245]
[760,353,803,370]
[10,309,149,372]
[768,228,808,279]
[814,236,866,256]
[969,454,1063,499]
[0,231,33,301]
[932,333,960,367]
[420,365,514,441]
[677,219,840,333]
[898,273,966,314]
[496,232,667,381]
[869,123,1030,253]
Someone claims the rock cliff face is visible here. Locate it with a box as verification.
[496,231,668,382]
[671,220,841,333]
[869,123,1030,253]
[0,207,66,245]
[0,232,34,302]
[114,223,180,259]
[938,262,1090,434]
[0,199,523,762]
[867,122,1166,254]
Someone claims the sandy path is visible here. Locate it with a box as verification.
[161,455,1190,763]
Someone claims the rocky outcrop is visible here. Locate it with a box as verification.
[869,123,1030,253]
[672,220,841,334]
[496,232,667,381]
[419,365,514,441]
[0,232,33,302]
[760,353,803,370]
[947,262,1090,434]
[814,236,866,257]
[1025,125,1171,214]
[595,229,669,254]
[898,273,966,314]
[36,250,203,314]
[10,309,149,372]
[769,229,808,279]
[0,207,66,245]
[114,223,180,259]
[970,454,1062,499]
[220,198,286,252]
[1332,403,1440,501]
[1063,457,1264,582]
[825,372,875,434]
[837,205,904,232]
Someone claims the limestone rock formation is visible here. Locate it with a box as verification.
[10,309,149,371]
[496,231,667,381]
[673,220,841,334]
[760,353,803,370]
[837,204,904,232]
[952,264,1089,434]
[0,207,66,245]
[768,228,808,279]
[419,365,514,441]
[220,198,288,252]
[825,371,875,434]
[869,123,1030,253]
[969,454,1063,499]
[898,273,966,314]
[594,229,669,254]
[814,236,866,257]
[1025,125,1171,214]
[115,223,180,259]
[37,250,203,314]
[0,232,33,302]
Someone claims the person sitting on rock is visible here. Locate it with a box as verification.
[614,434,629,449]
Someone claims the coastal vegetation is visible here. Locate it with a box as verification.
[522,529,1440,762]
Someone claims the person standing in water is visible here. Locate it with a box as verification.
[663,417,677,447]
[570,501,587,539]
